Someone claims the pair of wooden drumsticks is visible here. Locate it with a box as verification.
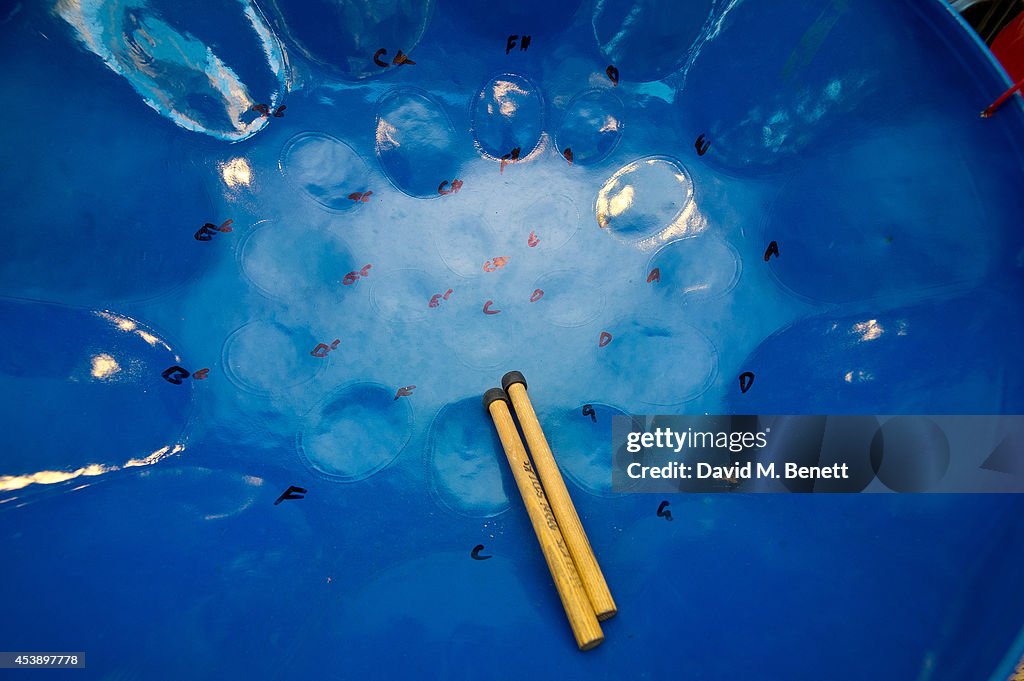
[483,371,616,651]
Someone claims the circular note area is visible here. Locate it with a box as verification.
[298,383,413,482]
[591,317,718,407]
[427,397,514,516]
[532,269,605,327]
[369,268,447,324]
[239,220,355,302]
[544,403,640,497]
[433,213,501,277]
[555,89,624,166]
[523,194,580,251]
[647,236,741,302]
[222,320,325,396]
[280,132,370,211]
[448,311,527,371]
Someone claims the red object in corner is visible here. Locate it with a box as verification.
[992,11,1024,82]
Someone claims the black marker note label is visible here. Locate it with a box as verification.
[374,48,416,67]
[695,133,710,156]
[499,147,521,174]
[274,485,307,505]
[506,35,531,54]
[161,365,190,385]
[606,65,619,86]
[252,103,286,118]
[194,219,233,242]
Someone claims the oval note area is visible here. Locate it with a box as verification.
[470,73,544,160]
[596,157,697,243]
[56,0,289,141]
[591,317,718,408]
[428,398,515,516]
[0,299,190,489]
[375,88,464,199]
[266,0,434,80]
[280,133,371,211]
[592,0,715,82]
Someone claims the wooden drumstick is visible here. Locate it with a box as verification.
[502,371,617,621]
[1010,651,1024,681]
[483,388,604,651]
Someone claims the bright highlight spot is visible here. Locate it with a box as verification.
[851,320,884,341]
[0,444,185,491]
[90,353,121,380]
[221,157,252,188]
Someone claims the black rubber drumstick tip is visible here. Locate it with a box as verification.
[501,371,527,392]
[483,387,510,411]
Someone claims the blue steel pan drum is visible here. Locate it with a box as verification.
[1,0,1023,678]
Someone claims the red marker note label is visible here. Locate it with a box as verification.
[499,147,521,174]
[311,339,341,358]
[347,191,373,203]
[438,179,464,196]
[394,385,416,400]
[647,268,661,284]
[528,231,539,247]
[428,288,453,308]
[529,289,544,302]
[192,368,210,380]
[599,331,612,347]
[483,256,510,272]
[252,104,286,118]
[483,300,501,315]
[562,147,573,165]
[343,264,373,286]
